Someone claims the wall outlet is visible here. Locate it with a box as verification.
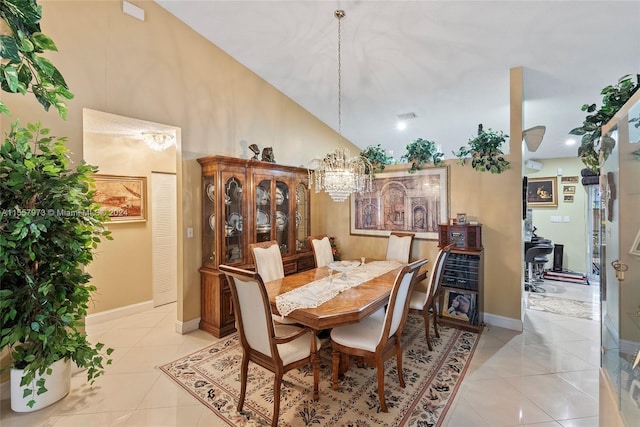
[564,216,570,223]
[187,227,193,238]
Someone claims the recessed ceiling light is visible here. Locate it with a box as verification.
[396,121,407,131]
[565,138,576,145]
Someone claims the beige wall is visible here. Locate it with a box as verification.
[526,157,588,273]
[2,1,524,332]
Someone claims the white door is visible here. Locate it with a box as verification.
[151,172,177,306]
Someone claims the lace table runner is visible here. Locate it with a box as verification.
[275,260,403,318]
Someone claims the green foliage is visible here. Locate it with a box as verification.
[454,124,510,174]
[0,1,112,409]
[569,74,640,173]
[0,121,113,407]
[359,144,392,174]
[400,138,443,174]
[0,0,73,118]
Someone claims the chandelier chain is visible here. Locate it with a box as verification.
[337,10,343,137]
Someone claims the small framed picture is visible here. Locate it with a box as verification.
[442,289,478,325]
[563,185,576,194]
[564,195,574,203]
[561,176,579,184]
[457,213,467,225]
[527,177,558,207]
[92,174,147,222]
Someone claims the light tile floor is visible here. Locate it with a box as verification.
[0,279,601,426]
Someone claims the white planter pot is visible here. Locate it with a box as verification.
[10,358,71,412]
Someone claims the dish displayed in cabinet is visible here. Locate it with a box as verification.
[228,212,243,232]
[208,214,215,231]
[257,210,269,225]
[275,187,286,205]
[206,184,215,202]
[256,187,269,205]
[276,210,288,231]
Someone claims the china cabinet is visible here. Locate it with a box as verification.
[197,155,313,337]
[438,224,484,332]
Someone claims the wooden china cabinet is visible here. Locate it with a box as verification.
[197,155,313,337]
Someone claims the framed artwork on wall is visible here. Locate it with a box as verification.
[92,174,147,222]
[630,228,640,258]
[526,176,558,207]
[350,167,448,240]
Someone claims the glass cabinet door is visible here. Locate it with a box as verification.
[275,180,290,255]
[295,182,310,253]
[222,175,244,265]
[256,179,272,243]
[203,174,216,267]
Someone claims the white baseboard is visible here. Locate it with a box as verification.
[176,317,200,335]
[85,300,155,326]
[483,312,523,331]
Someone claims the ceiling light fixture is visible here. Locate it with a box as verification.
[523,125,546,152]
[142,131,175,151]
[308,10,372,203]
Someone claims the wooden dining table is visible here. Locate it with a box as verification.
[263,262,427,330]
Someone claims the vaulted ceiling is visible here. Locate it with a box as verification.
[155,1,640,163]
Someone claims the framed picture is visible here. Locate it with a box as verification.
[350,167,448,240]
[442,289,477,324]
[630,228,640,258]
[563,185,576,194]
[561,176,579,184]
[564,195,574,203]
[526,176,558,207]
[92,174,147,222]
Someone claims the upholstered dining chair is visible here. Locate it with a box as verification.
[330,257,428,412]
[308,234,334,268]
[248,240,299,325]
[408,243,454,351]
[219,264,320,427]
[385,231,415,263]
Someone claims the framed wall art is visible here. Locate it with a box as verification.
[563,185,576,194]
[350,167,448,240]
[526,176,558,207]
[630,228,640,258]
[561,176,579,184]
[92,174,147,222]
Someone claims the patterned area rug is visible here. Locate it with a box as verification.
[527,293,599,320]
[159,313,478,426]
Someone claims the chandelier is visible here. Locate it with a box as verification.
[309,10,372,203]
[142,131,175,151]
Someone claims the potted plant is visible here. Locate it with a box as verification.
[359,144,392,174]
[569,74,639,173]
[401,138,444,173]
[0,0,113,411]
[453,124,510,173]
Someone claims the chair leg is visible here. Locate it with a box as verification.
[332,348,340,390]
[238,353,249,412]
[395,341,405,388]
[272,373,282,427]
[376,353,388,413]
[424,310,433,351]
[432,301,440,338]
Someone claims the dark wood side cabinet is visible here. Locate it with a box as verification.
[197,155,314,337]
[438,224,484,332]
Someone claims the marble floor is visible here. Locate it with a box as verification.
[0,279,601,426]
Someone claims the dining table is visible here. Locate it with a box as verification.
[263,259,428,400]
[263,260,428,330]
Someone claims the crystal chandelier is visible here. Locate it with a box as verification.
[142,131,175,151]
[309,10,372,203]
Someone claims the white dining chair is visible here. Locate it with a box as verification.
[249,241,297,325]
[330,257,428,412]
[219,264,320,427]
[385,232,415,263]
[308,234,334,268]
[408,243,453,351]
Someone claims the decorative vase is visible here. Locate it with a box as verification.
[10,358,71,412]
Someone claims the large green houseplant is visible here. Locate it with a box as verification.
[453,124,510,173]
[401,138,444,173]
[0,0,112,409]
[569,74,639,172]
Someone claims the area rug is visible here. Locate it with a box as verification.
[159,313,478,426]
[527,293,599,320]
